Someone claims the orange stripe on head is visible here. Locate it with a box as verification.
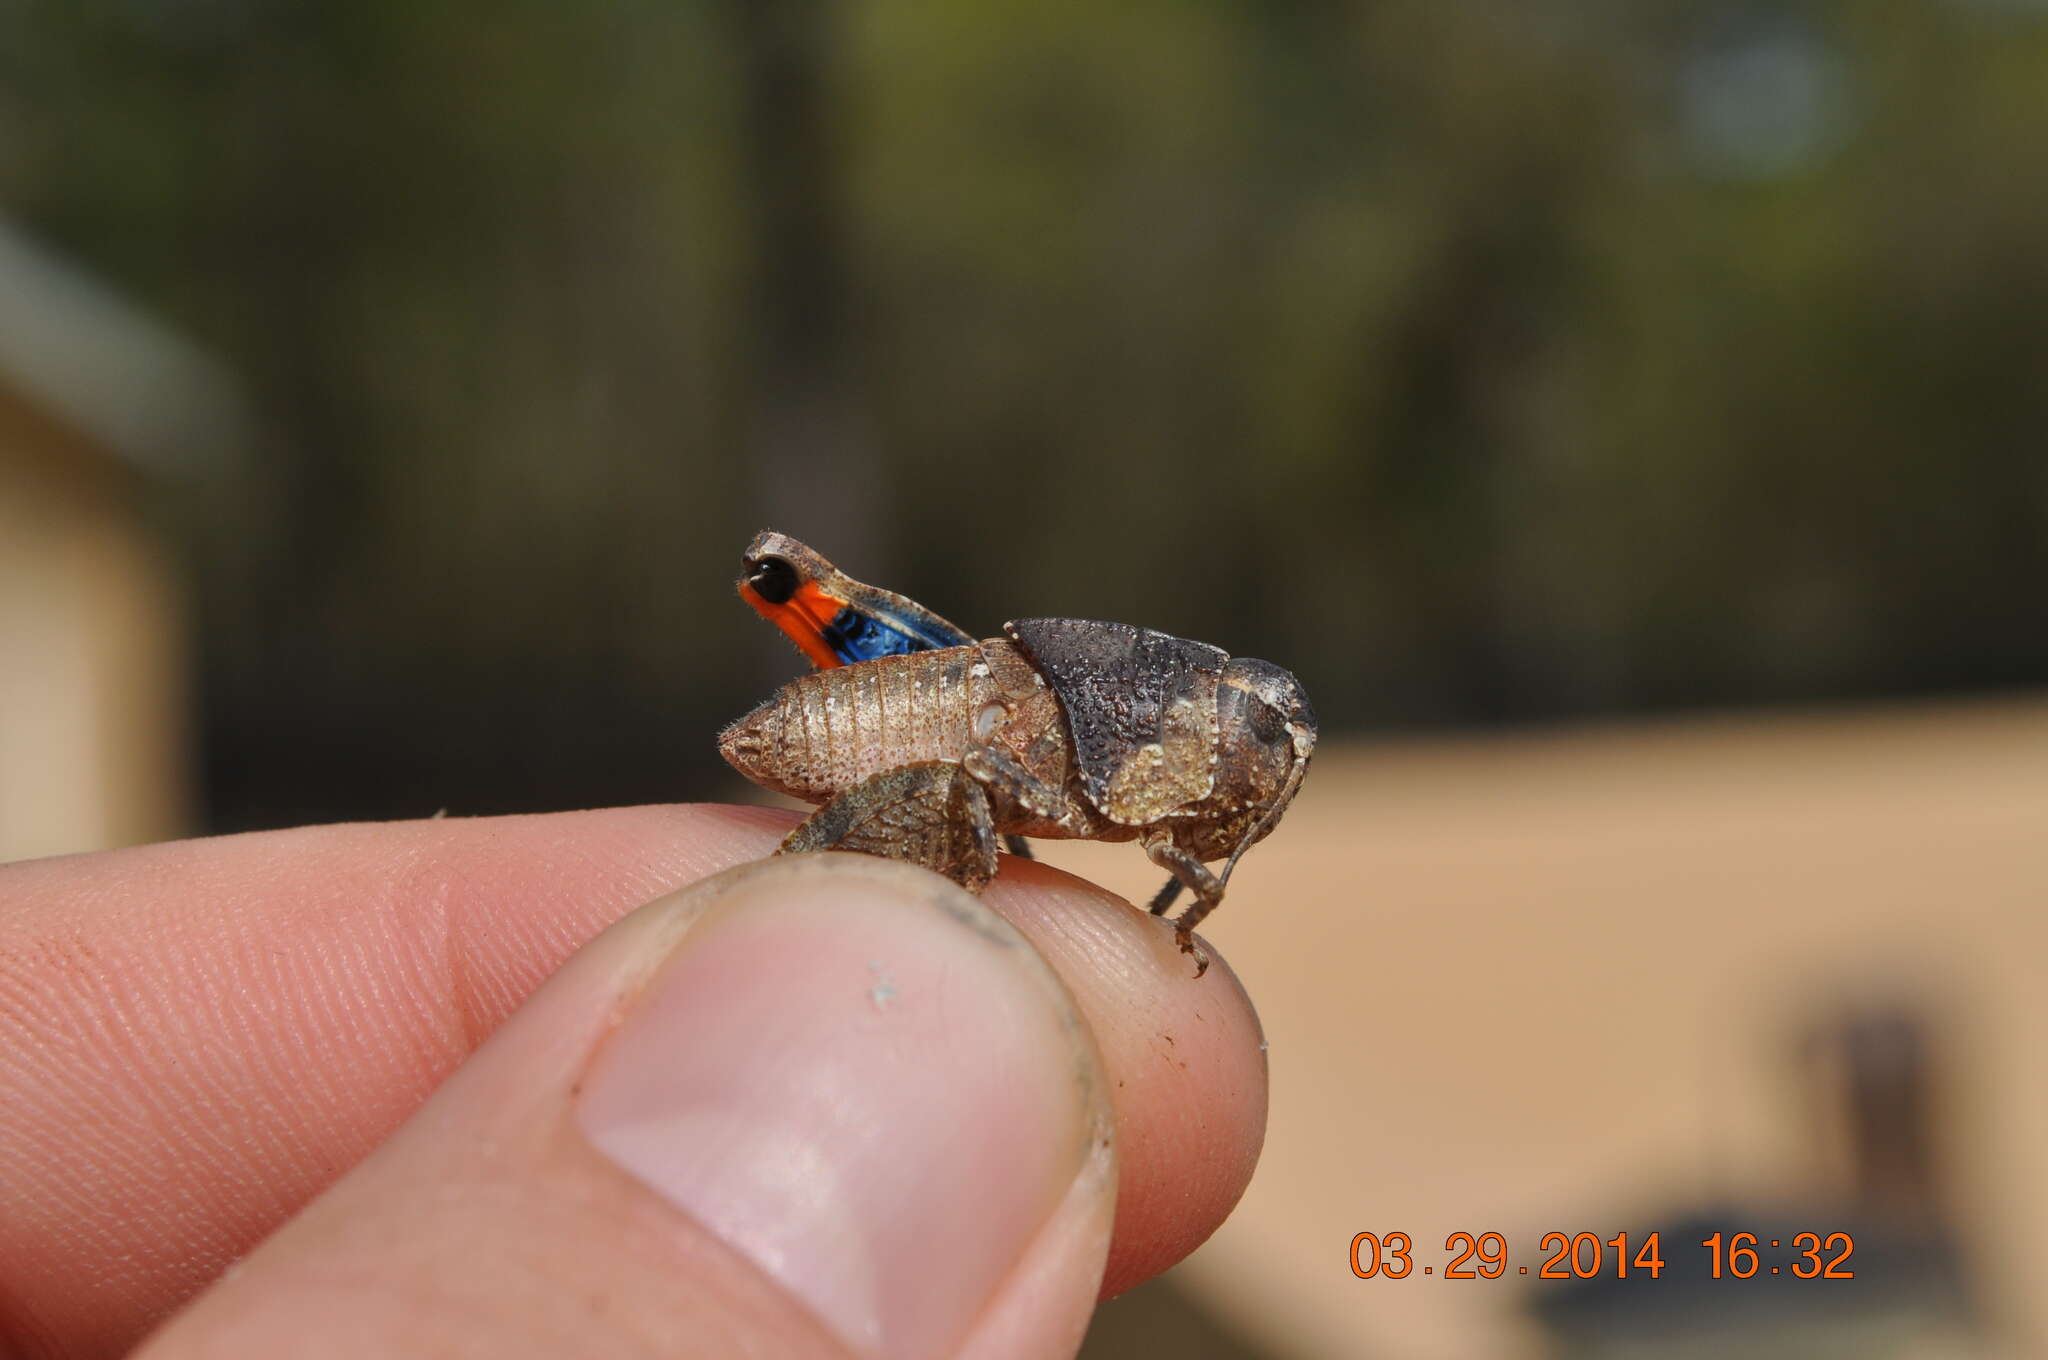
[739,579,846,670]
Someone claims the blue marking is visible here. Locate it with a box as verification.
[822,606,965,664]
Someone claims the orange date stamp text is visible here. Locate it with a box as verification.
[1347,1231,1856,1281]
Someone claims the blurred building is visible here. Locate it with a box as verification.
[1527,1008,1982,1359]
[0,220,242,861]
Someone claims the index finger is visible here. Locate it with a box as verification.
[0,808,1265,1356]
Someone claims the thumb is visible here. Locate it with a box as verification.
[140,854,1118,1360]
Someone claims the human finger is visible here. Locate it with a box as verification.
[0,811,1266,1354]
[140,855,1116,1360]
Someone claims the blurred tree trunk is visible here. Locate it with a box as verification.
[725,0,884,601]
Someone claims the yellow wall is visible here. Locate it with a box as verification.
[0,384,187,862]
[1043,699,2048,1358]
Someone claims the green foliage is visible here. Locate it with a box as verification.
[4,0,2044,821]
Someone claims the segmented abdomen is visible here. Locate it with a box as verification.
[719,645,988,804]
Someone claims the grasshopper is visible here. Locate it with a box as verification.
[723,532,1316,975]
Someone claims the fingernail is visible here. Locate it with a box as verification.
[573,856,1105,1360]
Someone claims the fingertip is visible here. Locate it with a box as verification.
[981,859,1269,1296]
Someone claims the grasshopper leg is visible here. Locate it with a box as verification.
[1139,831,1224,977]
[780,760,1000,892]
[960,745,1084,832]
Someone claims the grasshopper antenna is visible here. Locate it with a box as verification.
[1150,720,1313,915]
[1216,726,1314,893]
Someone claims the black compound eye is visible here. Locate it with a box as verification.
[1247,693,1288,747]
[746,555,800,605]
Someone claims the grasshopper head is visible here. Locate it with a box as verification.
[1209,657,1316,873]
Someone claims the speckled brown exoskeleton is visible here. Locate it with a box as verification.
[721,534,1316,975]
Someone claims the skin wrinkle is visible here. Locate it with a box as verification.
[422,846,496,1058]
[0,935,82,1083]
[2,950,221,1342]
[145,941,287,1195]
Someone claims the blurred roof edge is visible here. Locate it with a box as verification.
[0,217,248,479]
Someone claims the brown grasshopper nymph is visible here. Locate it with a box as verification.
[721,541,1315,976]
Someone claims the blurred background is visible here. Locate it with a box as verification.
[3,1,2045,1355]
